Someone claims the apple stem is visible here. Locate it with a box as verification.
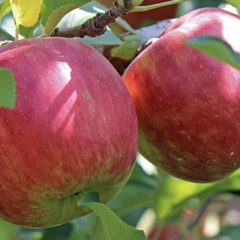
[130,0,190,12]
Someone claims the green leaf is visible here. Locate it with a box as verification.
[76,187,147,239]
[0,219,18,240]
[41,0,91,36]
[111,35,141,60]
[154,169,240,224]
[42,223,73,240]
[226,0,240,10]
[83,202,147,240]
[0,0,12,22]
[186,35,240,70]
[0,68,16,109]
[19,18,40,38]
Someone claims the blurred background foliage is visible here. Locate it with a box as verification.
[1,0,240,239]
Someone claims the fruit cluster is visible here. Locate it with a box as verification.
[0,6,240,229]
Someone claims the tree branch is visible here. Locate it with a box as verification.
[50,1,134,38]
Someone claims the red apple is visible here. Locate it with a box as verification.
[122,8,240,183]
[0,37,138,228]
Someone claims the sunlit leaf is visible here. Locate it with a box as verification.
[186,35,240,70]
[0,0,12,21]
[154,169,240,224]
[9,0,42,27]
[0,68,16,109]
[41,0,91,36]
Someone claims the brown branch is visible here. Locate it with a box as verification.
[50,0,134,38]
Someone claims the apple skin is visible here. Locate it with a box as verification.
[122,8,240,183]
[0,37,138,228]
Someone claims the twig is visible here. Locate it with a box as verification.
[50,0,134,38]
[130,0,190,12]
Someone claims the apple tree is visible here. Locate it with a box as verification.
[0,0,240,239]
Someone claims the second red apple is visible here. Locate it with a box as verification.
[123,8,240,183]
